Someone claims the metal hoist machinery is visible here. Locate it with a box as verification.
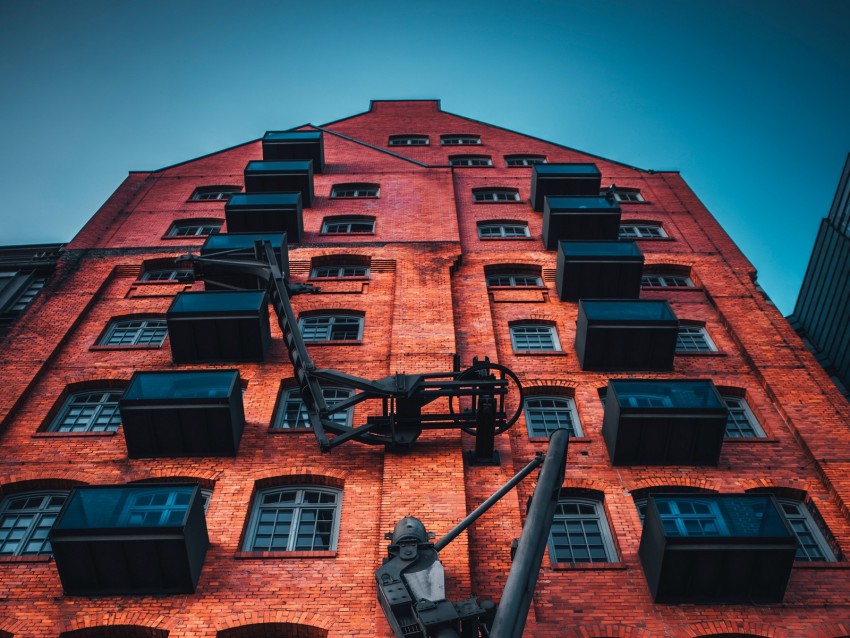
[186,239,569,638]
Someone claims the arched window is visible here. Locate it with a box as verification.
[299,313,364,342]
[166,218,222,237]
[243,486,342,552]
[510,323,561,351]
[48,387,123,433]
[0,491,68,556]
[99,316,168,346]
[449,155,492,167]
[273,386,354,429]
[330,183,380,198]
[505,154,547,167]
[549,493,617,564]
[189,185,241,201]
[472,188,521,203]
[523,395,582,438]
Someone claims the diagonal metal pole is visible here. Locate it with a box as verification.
[489,427,569,638]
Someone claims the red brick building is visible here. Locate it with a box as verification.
[2,99,850,637]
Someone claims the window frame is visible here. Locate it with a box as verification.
[166,220,223,238]
[188,186,241,202]
[273,386,354,429]
[299,313,364,342]
[310,264,370,279]
[509,323,561,352]
[320,217,376,235]
[440,134,481,146]
[472,188,522,203]
[388,135,429,146]
[505,154,547,167]
[722,395,766,438]
[777,498,837,562]
[0,491,68,557]
[548,496,617,564]
[140,268,195,283]
[610,190,645,203]
[641,274,694,288]
[47,388,124,433]
[486,272,544,288]
[618,224,667,239]
[524,395,582,438]
[242,486,342,553]
[675,325,718,353]
[98,318,168,347]
[329,183,380,199]
[449,155,493,167]
[477,222,531,239]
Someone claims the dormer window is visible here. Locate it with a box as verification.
[441,134,481,146]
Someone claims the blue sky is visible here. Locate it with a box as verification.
[1,0,849,315]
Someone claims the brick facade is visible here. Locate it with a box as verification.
[1,99,849,636]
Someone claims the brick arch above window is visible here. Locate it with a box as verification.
[217,621,329,638]
[0,476,88,499]
[60,625,169,638]
[310,253,371,279]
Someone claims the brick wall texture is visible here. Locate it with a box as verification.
[1,99,850,637]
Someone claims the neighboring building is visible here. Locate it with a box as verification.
[789,153,850,399]
[1,100,850,637]
[0,243,63,340]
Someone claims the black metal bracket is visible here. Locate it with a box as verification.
[183,241,524,453]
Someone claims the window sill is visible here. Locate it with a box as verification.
[722,436,778,443]
[320,233,376,237]
[304,340,363,346]
[329,196,380,200]
[160,235,216,240]
[674,351,726,356]
[550,561,627,571]
[0,554,52,563]
[640,286,703,292]
[513,350,566,356]
[530,436,590,444]
[33,431,117,438]
[473,201,525,205]
[479,237,536,241]
[133,280,195,286]
[625,236,675,242]
[309,277,371,283]
[268,427,313,433]
[235,550,337,559]
[793,561,850,569]
[90,344,164,351]
[487,286,547,291]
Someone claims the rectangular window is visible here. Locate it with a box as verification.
[486,273,543,287]
[441,134,481,146]
[549,498,617,564]
[619,224,666,239]
[330,184,380,198]
[723,396,765,438]
[478,224,530,238]
[510,324,560,351]
[300,315,363,342]
[449,155,493,167]
[505,155,547,167]
[612,191,645,203]
[641,274,693,288]
[675,326,717,353]
[167,221,222,237]
[524,396,582,437]
[100,319,168,346]
[388,135,429,146]
[49,390,123,433]
[473,189,521,203]
[275,387,353,429]
[141,269,195,283]
[321,218,375,234]
[311,265,369,278]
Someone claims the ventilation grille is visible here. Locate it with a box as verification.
[114,265,142,278]
[543,268,556,283]
[289,259,396,273]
